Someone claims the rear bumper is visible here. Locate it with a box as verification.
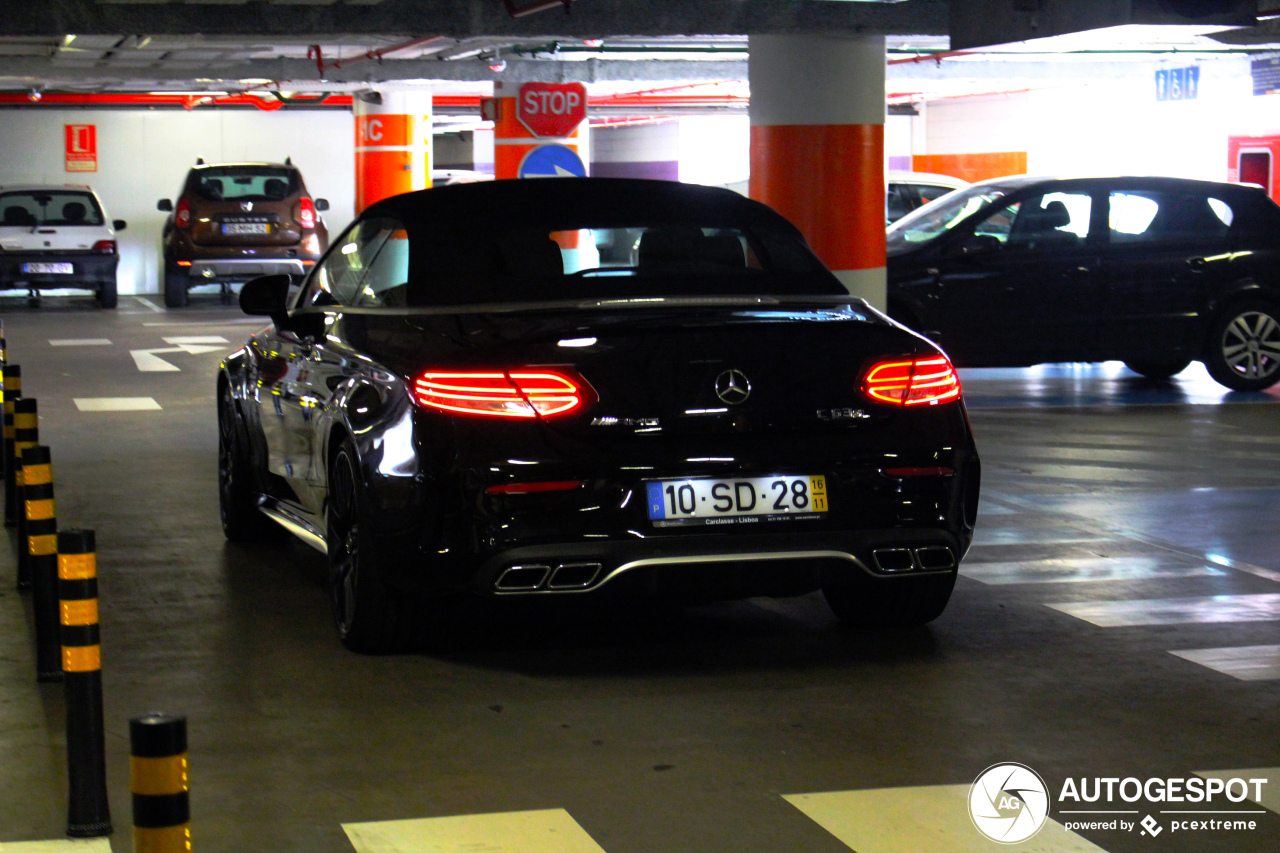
[179,257,312,284]
[0,253,117,288]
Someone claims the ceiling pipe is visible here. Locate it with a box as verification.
[307,36,447,77]
[504,0,574,19]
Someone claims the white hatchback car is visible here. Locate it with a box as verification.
[0,185,125,307]
[887,171,968,223]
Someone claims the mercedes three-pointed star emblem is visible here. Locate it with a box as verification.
[714,369,752,405]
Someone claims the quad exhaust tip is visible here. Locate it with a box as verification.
[872,546,956,573]
[495,562,603,592]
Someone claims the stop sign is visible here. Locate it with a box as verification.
[516,82,587,138]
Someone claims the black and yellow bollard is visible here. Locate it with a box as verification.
[0,335,7,478]
[25,446,62,681]
[13,397,38,589]
[3,363,21,527]
[58,529,113,838]
[130,713,190,852]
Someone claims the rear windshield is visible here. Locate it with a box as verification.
[0,191,104,227]
[188,167,298,202]
[408,221,842,305]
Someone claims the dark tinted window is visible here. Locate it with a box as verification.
[968,191,1092,250]
[1108,191,1231,244]
[0,190,104,226]
[189,167,297,202]
[305,217,406,308]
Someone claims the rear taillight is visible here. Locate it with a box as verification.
[862,355,961,407]
[91,240,116,254]
[299,197,316,229]
[175,197,191,229]
[412,370,592,418]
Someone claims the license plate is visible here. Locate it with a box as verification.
[646,475,828,528]
[23,262,73,274]
[222,223,270,235]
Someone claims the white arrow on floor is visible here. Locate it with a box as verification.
[130,343,227,372]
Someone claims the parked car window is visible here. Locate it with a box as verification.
[886,185,913,222]
[886,184,1012,249]
[972,191,1092,250]
[189,166,298,201]
[307,218,403,307]
[0,190,105,226]
[914,184,960,206]
[1107,191,1231,244]
[352,224,411,308]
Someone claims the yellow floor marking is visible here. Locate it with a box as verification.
[343,808,608,853]
[1194,768,1280,814]
[0,841,112,852]
[785,785,1109,853]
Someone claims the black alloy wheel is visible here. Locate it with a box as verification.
[218,384,275,541]
[1123,359,1192,380]
[1204,301,1280,391]
[822,572,957,629]
[326,439,424,654]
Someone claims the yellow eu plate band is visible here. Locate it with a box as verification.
[59,552,97,580]
[24,463,52,485]
[131,754,190,796]
[62,644,101,672]
[29,533,57,556]
[60,598,99,627]
[26,497,55,521]
[132,824,192,852]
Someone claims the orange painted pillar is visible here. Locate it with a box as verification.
[354,89,433,214]
[491,81,586,180]
[749,35,886,309]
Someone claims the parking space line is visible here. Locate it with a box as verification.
[1171,645,1280,681]
[1194,769,1280,813]
[962,557,1227,585]
[143,319,265,327]
[73,397,162,412]
[970,529,1109,547]
[784,786,1108,852]
[132,296,164,313]
[162,335,228,345]
[0,839,112,851]
[1046,593,1280,627]
[48,339,112,347]
[342,808,609,853]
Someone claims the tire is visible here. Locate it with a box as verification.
[822,572,956,629]
[1203,301,1280,392]
[164,267,189,308]
[218,383,276,542]
[326,438,427,654]
[1123,359,1191,380]
[96,278,118,309]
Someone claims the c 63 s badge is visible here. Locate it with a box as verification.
[817,408,870,421]
[591,416,660,427]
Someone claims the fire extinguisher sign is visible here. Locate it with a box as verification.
[65,124,97,172]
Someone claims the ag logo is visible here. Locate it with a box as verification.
[968,763,1051,844]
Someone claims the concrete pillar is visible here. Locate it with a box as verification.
[354,89,432,214]
[492,81,587,180]
[749,35,886,309]
[591,121,679,180]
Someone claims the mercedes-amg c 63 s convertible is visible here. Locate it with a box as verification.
[218,178,981,652]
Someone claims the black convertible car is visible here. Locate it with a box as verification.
[219,179,980,652]
[887,175,1280,391]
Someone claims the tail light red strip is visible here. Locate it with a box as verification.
[413,370,589,418]
[882,467,956,477]
[486,480,583,494]
[175,197,191,229]
[299,197,316,229]
[863,355,961,407]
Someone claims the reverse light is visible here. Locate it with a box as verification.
[299,197,316,230]
[175,197,191,229]
[91,240,116,254]
[413,370,592,418]
[302,232,321,255]
[863,355,961,407]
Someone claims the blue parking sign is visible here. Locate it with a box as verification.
[517,144,587,179]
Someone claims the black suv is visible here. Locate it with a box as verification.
[887,176,1280,391]
[158,160,329,307]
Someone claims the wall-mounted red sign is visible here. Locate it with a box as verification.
[516,82,586,138]
[65,124,97,172]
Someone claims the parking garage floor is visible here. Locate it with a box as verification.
[0,294,1277,852]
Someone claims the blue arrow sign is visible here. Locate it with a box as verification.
[518,144,587,179]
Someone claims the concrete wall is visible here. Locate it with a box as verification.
[591,121,679,180]
[0,108,355,295]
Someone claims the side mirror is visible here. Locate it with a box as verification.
[314,198,330,212]
[112,219,127,231]
[240,274,292,325]
[960,234,1001,256]
[157,199,173,212]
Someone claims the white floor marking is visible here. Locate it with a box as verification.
[48,339,112,347]
[0,840,112,852]
[74,397,162,412]
[162,335,228,345]
[970,529,1107,547]
[132,295,164,313]
[143,318,265,327]
[961,557,1226,585]
[130,343,226,372]
[1194,768,1280,813]
[784,786,1107,852]
[1046,593,1280,627]
[343,808,609,853]
[1171,645,1280,681]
